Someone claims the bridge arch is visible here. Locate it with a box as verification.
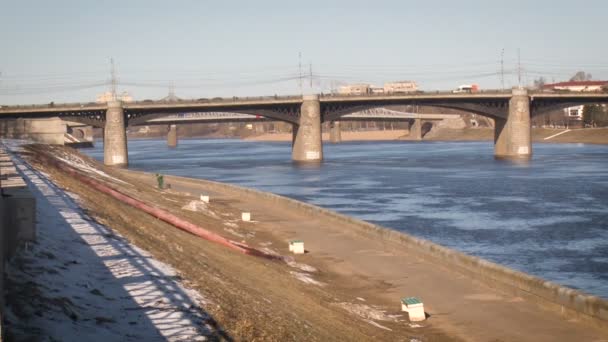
[69,128,85,139]
[321,102,508,122]
[127,109,301,126]
[61,116,105,128]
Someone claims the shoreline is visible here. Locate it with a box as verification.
[153,172,608,324]
[13,145,608,340]
[244,127,608,144]
[121,127,608,145]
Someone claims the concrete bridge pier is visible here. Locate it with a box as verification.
[167,124,178,148]
[410,118,423,140]
[329,121,342,143]
[292,95,323,163]
[103,101,128,166]
[494,88,532,159]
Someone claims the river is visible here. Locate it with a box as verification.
[84,139,608,299]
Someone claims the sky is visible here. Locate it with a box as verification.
[1,0,607,104]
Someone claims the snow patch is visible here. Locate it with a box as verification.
[3,146,219,341]
[290,272,325,286]
[286,260,317,273]
[335,302,401,322]
[365,319,392,331]
[181,200,220,219]
[54,154,127,185]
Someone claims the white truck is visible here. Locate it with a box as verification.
[452,84,479,93]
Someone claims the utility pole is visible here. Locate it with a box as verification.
[298,52,303,94]
[309,62,313,90]
[110,58,117,100]
[517,48,522,88]
[500,48,505,90]
[169,82,175,99]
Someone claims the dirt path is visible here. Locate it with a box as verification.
[144,174,608,342]
[18,145,608,341]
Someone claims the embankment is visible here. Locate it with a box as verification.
[158,173,608,329]
[19,145,608,341]
[422,127,608,144]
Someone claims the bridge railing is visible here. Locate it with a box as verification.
[0,102,103,111]
[2,89,607,112]
[127,94,303,106]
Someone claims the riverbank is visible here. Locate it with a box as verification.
[246,127,608,144]
[247,130,408,142]
[11,144,607,341]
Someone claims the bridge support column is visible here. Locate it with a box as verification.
[292,95,323,163]
[410,118,422,140]
[329,121,342,143]
[103,101,128,167]
[167,124,178,148]
[494,88,531,159]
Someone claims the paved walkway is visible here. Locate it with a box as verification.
[3,145,220,341]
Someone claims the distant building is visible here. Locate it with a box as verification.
[370,86,384,94]
[96,91,133,103]
[564,105,584,121]
[384,81,418,94]
[138,126,150,133]
[338,84,371,95]
[543,81,607,92]
[541,81,608,127]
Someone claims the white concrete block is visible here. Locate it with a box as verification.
[241,212,251,221]
[289,240,305,254]
[200,195,209,203]
[401,297,425,322]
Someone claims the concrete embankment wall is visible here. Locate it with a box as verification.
[0,118,66,145]
[159,173,608,327]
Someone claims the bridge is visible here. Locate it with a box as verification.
[1,89,607,165]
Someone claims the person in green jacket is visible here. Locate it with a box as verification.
[155,173,164,190]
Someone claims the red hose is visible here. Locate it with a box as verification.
[42,153,282,260]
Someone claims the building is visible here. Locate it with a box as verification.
[564,105,584,120]
[541,81,608,128]
[96,91,133,103]
[384,81,418,94]
[370,86,384,94]
[543,81,607,92]
[338,84,371,95]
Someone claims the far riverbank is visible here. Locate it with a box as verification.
[245,127,608,144]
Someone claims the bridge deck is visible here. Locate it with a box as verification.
[1,92,607,118]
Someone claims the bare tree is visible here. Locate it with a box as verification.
[569,71,593,82]
[533,76,546,89]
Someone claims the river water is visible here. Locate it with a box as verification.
[85,139,608,299]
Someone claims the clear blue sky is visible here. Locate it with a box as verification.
[1,0,607,104]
